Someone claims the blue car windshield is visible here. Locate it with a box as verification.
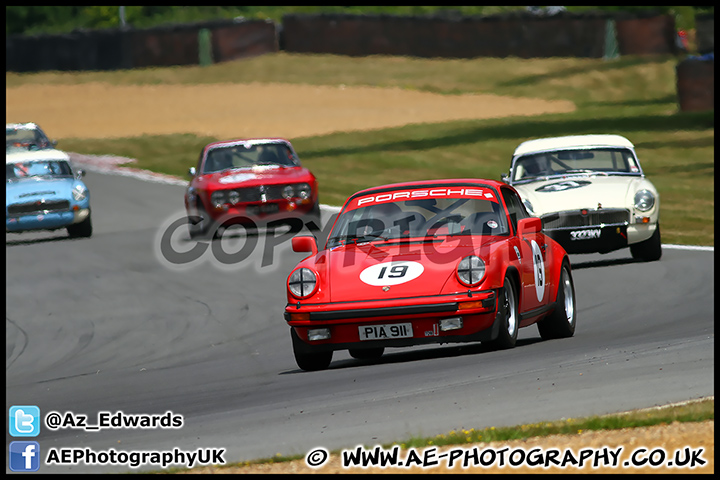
[6,160,73,182]
[6,127,52,152]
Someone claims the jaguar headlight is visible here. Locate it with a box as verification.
[288,268,317,298]
[457,255,486,287]
[282,185,295,199]
[72,185,87,201]
[211,191,226,207]
[297,183,311,200]
[634,190,655,212]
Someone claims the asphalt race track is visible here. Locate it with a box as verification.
[5,170,715,473]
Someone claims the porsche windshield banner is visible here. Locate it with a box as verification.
[349,187,498,210]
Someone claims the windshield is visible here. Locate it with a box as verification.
[511,148,640,183]
[202,143,298,174]
[327,195,508,247]
[6,160,73,182]
[6,127,52,152]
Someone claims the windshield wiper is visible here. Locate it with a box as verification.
[328,234,389,246]
[563,169,609,176]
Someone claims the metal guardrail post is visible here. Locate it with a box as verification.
[198,28,213,66]
[603,19,619,60]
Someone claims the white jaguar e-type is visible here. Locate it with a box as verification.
[502,134,661,261]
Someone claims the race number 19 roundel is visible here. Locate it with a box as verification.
[530,240,546,302]
[360,261,424,286]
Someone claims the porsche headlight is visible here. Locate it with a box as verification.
[297,183,311,200]
[282,185,295,199]
[72,185,87,201]
[634,190,655,212]
[211,191,226,207]
[457,255,486,287]
[288,268,317,298]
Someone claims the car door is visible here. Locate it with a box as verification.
[501,187,548,315]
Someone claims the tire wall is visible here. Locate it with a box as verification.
[7,12,678,72]
[281,13,682,59]
[6,12,712,112]
[676,13,714,112]
[6,19,278,72]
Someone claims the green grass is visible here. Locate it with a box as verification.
[159,397,713,472]
[6,52,714,246]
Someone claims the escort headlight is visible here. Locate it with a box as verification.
[228,190,240,205]
[288,268,317,298]
[634,190,655,212]
[211,191,226,207]
[457,255,486,287]
[72,185,87,201]
[282,185,295,199]
[297,183,312,200]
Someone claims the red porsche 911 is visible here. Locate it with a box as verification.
[184,138,320,237]
[285,179,576,371]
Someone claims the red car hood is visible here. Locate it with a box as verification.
[323,237,497,302]
[200,165,313,187]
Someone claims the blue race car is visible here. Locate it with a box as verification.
[6,149,92,237]
[6,122,57,152]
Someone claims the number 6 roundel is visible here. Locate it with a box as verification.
[359,261,424,286]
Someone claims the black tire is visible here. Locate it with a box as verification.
[188,201,214,239]
[349,347,385,360]
[630,223,662,262]
[306,203,322,233]
[488,274,519,349]
[291,328,332,371]
[537,261,576,340]
[67,213,92,238]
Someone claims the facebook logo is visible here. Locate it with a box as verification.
[9,441,41,472]
[9,405,40,437]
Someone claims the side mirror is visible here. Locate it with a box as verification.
[188,167,196,177]
[518,217,542,237]
[292,236,318,255]
[51,139,58,147]
[76,169,86,178]
[500,172,509,184]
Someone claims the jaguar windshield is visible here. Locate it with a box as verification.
[511,148,641,184]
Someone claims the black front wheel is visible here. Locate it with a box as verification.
[630,223,662,262]
[487,274,519,350]
[537,261,576,340]
[67,213,92,238]
[291,328,332,371]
